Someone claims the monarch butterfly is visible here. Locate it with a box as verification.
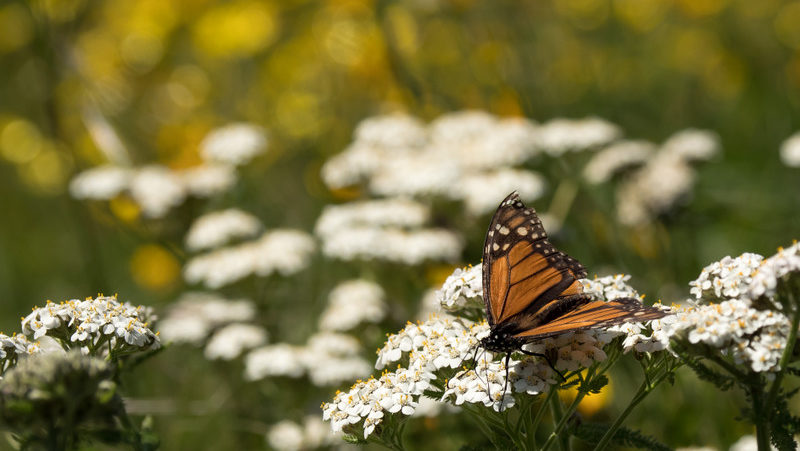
[479,191,667,365]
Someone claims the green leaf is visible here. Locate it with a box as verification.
[571,422,673,451]
[579,374,609,395]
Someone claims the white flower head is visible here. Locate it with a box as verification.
[184,229,315,288]
[157,292,256,345]
[245,344,306,380]
[200,123,268,166]
[689,252,764,302]
[616,152,695,226]
[128,165,186,218]
[660,129,720,162]
[69,165,132,200]
[185,209,262,252]
[779,132,800,168]
[267,420,304,451]
[20,295,159,354]
[536,117,621,156]
[319,280,387,331]
[583,140,655,184]
[315,198,430,239]
[177,164,237,197]
[747,242,800,307]
[436,264,483,312]
[353,113,428,150]
[204,323,268,360]
[452,169,546,215]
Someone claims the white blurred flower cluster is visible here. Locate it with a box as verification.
[245,332,371,386]
[267,416,341,451]
[315,198,461,264]
[69,123,267,218]
[20,295,159,353]
[321,111,548,215]
[157,293,256,344]
[319,280,387,332]
[779,131,800,167]
[606,129,720,226]
[0,333,43,373]
[185,209,262,251]
[184,229,315,288]
[156,292,267,363]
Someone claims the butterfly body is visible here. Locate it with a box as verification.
[480,192,666,354]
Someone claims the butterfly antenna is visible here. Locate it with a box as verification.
[500,352,511,410]
[448,343,481,390]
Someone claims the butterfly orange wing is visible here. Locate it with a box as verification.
[482,192,586,326]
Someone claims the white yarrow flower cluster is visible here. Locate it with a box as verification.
[315,198,461,264]
[185,209,263,252]
[660,300,789,372]
[748,242,800,306]
[582,140,655,184]
[321,111,545,213]
[535,117,621,156]
[436,264,483,312]
[184,229,315,288]
[660,129,720,162]
[20,295,159,352]
[70,164,237,218]
[453,168,546,215]
[580,274,641,301]
[607,128,720,226]
[268,416,341,451]
[319,280,387,331]
[246,332,371,386]
[689,253,764,302]
[0,333,43,373]
[70,123,267,218]
[779,131,800,167]
[200,123,268,166]
[157,292,256,345]
[204,323,268,360]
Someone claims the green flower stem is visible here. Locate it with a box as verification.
[765,288,800,422]
[529,385,559,449]
[593,358,674,451]
[751,388,770,451]
[544,390,569,451]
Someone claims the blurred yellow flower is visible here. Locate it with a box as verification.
[18,143,73,196]
[129,244,180,292]
[192,0,279,59]
[559,371,614,417]
[774,2,800,49]
[109,196,141,223]
[0,4,33,53]
[0,119,42,165]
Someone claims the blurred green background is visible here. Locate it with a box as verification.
[1,0,800,449]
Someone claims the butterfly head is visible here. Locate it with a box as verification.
[480,328,523,354]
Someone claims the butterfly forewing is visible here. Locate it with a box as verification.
[482,192,584,326]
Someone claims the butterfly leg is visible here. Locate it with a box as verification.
[519,348,567,382]
[448,344,481,390]
[499,352,512,411]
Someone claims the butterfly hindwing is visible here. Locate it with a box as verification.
[482,192,584,326]
[511,296,667,340]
